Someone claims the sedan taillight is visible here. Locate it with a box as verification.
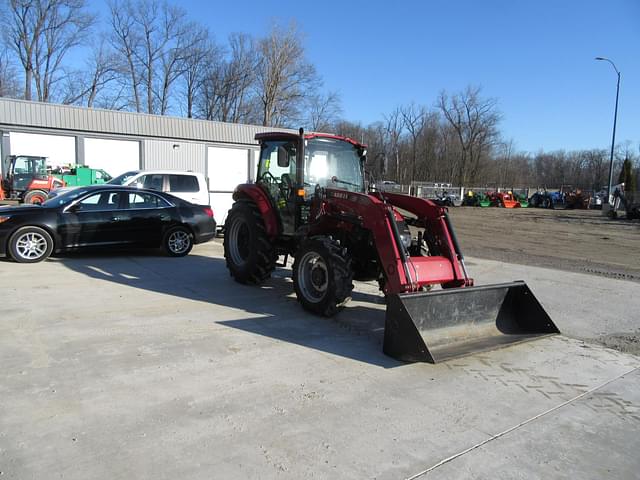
[203,206,214,218]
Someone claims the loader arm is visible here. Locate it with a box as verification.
[378,191,471,289]
[313,189,469,294]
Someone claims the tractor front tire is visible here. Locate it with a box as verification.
[224,201,276,284]
[293,236,353,317]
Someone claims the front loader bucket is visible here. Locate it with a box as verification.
[383,281,559,363]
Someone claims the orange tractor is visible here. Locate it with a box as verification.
[223,130,558,363]
[488,191,521,208]
[1,155,65,204]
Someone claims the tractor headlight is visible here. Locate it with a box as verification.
[400,232,412,249]
[397,221,412,250]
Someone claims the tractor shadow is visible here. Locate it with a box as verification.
[56,248,401,368]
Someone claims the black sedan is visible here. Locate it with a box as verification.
[0,185,216,263]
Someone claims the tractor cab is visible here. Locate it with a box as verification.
[255,131,366,234]
[8,156,48,191]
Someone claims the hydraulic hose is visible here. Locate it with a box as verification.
[443,212,470,281]
[386,207,414,286]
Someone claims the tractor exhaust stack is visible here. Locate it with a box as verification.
[383,281,559,363]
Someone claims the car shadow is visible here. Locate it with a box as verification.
[56,250,402,369]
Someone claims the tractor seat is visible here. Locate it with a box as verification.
[281,173,292,188]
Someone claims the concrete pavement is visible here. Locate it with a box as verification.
[0,240,638,479]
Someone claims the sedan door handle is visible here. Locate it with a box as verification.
[111,216,122,221]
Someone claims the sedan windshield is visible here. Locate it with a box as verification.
[42,188,90,207]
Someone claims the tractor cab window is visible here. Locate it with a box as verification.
[11,156,49,190]
[304,138,364,194]
[257,140,297,202]
[13,156,47,176]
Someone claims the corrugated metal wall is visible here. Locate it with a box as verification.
[143,140,206,174]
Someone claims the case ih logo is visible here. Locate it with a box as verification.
[328,191,348,200]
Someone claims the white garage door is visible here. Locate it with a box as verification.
[207,146,254,226]
[10,132,75,170]
[144,140,205,173]
[85,138,140,178]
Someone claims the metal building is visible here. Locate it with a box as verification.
[0,97,293,223]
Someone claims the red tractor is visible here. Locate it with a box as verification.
[224,130,558,362]
[1,155,65,204]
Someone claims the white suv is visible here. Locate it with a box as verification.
[109,170,210,206]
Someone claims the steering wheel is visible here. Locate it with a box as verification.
[260,171,278,185]
[260,171,290,201]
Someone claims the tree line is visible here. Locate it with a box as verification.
[0,0,638,190]
[334,94,638,191]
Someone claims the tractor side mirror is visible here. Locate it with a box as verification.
[277,146,289,168]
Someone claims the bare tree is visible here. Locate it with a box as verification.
[109,0,142,111]
[435,122,459,184]
[155,13,197,114]
[198,33,259,123]
[61,38,120,107]
[497,139,514,186]
[400,102,426,185]
[437,86,501,185]
[305,90,342,131]
[109,0,197,115]
[224,33,259,123]
[415,111,439,181]
[255,22,319,127]
[364,121,388,180]
[180,25,211,118]
[582,149,607,190]
[384,108,404,182]
[0,51,20,97]
[2,0,95,101]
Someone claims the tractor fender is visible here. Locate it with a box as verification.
[232,184,280,238]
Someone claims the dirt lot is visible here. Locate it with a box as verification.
[448,206,640,282]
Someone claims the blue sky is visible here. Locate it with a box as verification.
[92,0,639,153]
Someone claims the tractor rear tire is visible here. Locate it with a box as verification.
[293,236,353,317]
[224,201,276,284]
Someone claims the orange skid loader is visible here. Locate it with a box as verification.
[1,155,65,204]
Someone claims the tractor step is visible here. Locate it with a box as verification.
[383,281,559,363]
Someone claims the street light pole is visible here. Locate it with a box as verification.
[595,56,620,204]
